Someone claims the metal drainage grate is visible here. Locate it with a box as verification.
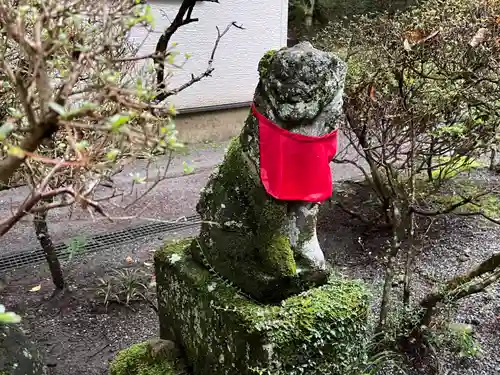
[0,214,201,272]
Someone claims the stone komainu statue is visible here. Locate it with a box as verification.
[191,42,347,302]
[151,42,368,375]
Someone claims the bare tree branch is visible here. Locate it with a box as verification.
[410,191,493,216]
[159,21,244,99]
[153,0,217,101]
[418,252,500,329]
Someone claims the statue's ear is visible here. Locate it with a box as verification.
[258,50,277,80]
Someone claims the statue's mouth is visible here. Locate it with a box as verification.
[268,81,315,104]
[274,102,323,124]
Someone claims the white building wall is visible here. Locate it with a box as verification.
[128,0,288,111]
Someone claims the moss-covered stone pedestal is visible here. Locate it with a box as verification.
[110,338,187,375]
[154,239,369,375]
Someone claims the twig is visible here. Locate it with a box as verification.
[155,21,243,102]
[39,160,66,190]
[124,149,174,209]
[410,191,493,216]
[0,187,71,236]
[88,343,111,359]
[0,183,115,236]
[455,211,500,225]
[113,52,158,63]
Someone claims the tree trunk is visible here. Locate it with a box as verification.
[489,147,496,171]
[377,203,404,332]
[378,257,395,331]
[426,138,435,182]
[413,252,500,339]
[33,208,65,290]
[304,0,315,28]
[304,13,313,28]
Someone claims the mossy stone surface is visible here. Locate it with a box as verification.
[193,136,327,302]
[109,339,185,375]
[194,43,348,302]
[154,239,370,375]
[0,324,47,375]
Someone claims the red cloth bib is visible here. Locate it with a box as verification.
[253,104,338,202]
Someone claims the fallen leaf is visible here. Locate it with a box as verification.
[404,29,440,51]
[29,284,41,292]
[404,29,425,43]
[416,30,440,44]
[470,28,490,48]
[368,85,376,101]
[125,256,133,264]
[403,38,412,51]
[143,262,153,267]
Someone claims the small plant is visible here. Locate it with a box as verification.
[182,161,195,175]
[96,267,156,311]
[445,323,482,358]
[363,349,408,375]
[362,323,409,375]
[65,236,87,262]
[0,304,21,324]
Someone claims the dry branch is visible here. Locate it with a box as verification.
[0,0,239,237]
[418,252,500,328]
[153,0,219,102]
[159,21,244,99]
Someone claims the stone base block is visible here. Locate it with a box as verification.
[154,239,369,375]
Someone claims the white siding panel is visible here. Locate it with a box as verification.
[128,0,287,110]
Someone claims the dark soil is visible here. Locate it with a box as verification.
[0,233,177,375]
[319,175,500,375]
[1,178,500,375]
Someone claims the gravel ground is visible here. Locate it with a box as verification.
[1,141,499,374]
[1,226,198,375]
[1,192,498,375]
[319,175,500,375]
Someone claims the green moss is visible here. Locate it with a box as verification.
[429,156,484,181]
[258,49,277,78]
[422,178,500,219]
[155,238,192,264]
[109,340,183,375]
[157,239,258,311]
[154,244,369,375]
[256,197,296,276]
[192,136,300,302]
[260,234,296,276]
[223,136,289,238]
